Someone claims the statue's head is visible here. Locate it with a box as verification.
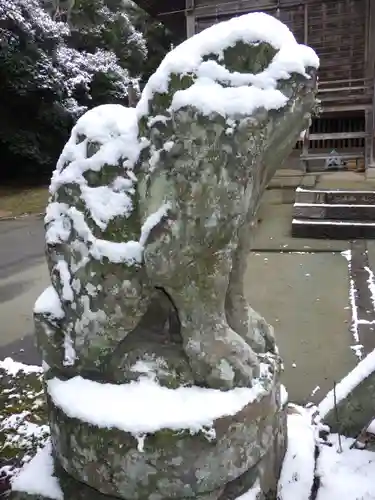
[135,12,318,258]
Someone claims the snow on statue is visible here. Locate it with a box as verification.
[13,11,319,500]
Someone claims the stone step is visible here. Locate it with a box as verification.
[292,218,375,239]
[293,203,375,221]
[300,152,364,162]
[295,187,375,205]
[308,131,366,141]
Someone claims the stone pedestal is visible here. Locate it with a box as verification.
[12,361,287,500]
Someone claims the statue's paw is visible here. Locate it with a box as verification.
[245,305,277,355]
[186,333,260,390]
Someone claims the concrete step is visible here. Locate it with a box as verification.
[295,187,375,205]
[300,152,364,161]
[292,219,375,239]
[308,131,366,141]
[293,203,375,221]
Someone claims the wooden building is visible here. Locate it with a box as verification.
[135,0,375,173]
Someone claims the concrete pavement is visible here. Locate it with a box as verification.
[0,216,45,279]
[245,250,355,404]
[0,216,47,364]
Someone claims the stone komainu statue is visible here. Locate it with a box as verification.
[18,12,318,500]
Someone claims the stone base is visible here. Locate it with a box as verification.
[12,357,287,500]
[11,376,287,500]
[45,369,285,499]
[11,419,286,500]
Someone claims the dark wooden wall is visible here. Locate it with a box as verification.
[191,0,370,98]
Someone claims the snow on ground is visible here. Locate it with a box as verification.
[317,434,375,500]
[279,406,375,500]
[0,358,42,377]
[0,358,49,492]
[341,249,365,359]
[278,406,315,500]
[11,441,63,500]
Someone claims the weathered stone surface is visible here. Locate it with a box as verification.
[11,400,287,500]
[26,11,318,500]
[137,69,317,388]
[46,361,280,499]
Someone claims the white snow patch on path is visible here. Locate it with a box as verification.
[277,406,315,500]
[317,434,375,500]
[0,358,42,377]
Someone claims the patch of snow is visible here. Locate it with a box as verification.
[311,385,320,397]
[47,374,269,439]
[147,114,168,128]
[137,12,318,118]
[278,407,315,500]
[85,282,98,296]
[318,349,375,418]
[163,140,174,152]
[54,260,74,302]
[365,265,375,310]
[80,184,133,230]
[47,203,143,266]
[45,107,177,268]
[45,202,71,244]
[295,203,375,208]
[0,358,42,377]
[280,384,288,405]
[130,360,156,375]
[135,433,146,452]
[46,105,148,266]
[316,434,375,500]
[299,129,307,140]
[235,480,261,500]
[52,105,142,194]
[341,249,363,359]
[367,419,375,435]
[296,188,375,195]
[11,441,63,500]
[34,286,65,320]
[130,358,170,382]
[63,333,76,367]
[171,80,288,117]
[42,361,51,372]
[149,146,161,172]
[140,203,171,246]
[1,412,49,452]
[293,219,375,226]
[90,238,143,265]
